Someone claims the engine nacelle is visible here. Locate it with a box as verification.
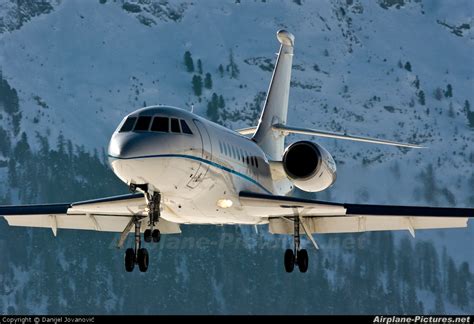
[282,141,337,192]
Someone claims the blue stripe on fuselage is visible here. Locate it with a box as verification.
[108,153,273,194]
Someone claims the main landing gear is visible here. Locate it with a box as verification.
[124,186,161,273]
[284,217,309,273]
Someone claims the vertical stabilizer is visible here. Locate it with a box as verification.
[252,30,294,160]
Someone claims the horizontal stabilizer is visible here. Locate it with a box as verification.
[272,124,424,149]
[236,124,424,148]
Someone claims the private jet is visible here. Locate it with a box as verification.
[1,30,472,273]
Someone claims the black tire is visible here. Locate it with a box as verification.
[137,248,149,272]
[297,249,309,273]
[125,248,135,272]
[152,229,161,243]
[284,249,295,273]
[144,229,152,243]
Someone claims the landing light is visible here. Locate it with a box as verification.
[217,199,233,209]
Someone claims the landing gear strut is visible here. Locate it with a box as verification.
[144,192,161,243]
[123,188,161,273]
[284,217,309,273]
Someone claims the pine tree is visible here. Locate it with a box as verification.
[418,90,425,106]
[192,75,202,96]
[226,50,240,79]
[447,257,457,302]
[218,64,224,77]
[184,51,194,72]
[444,84,453,98]
[218,95,225,108]
[464,100,474,127]
[0,125,11,155]
[420,164,437,203]
[7,158,17,187]
[207,93,219,122]
[413,75,420,89]
[404,61,412,72]
[457,262,470,308]
[197,59,203,74]
[204,73,212,89]
[14,132,31,160]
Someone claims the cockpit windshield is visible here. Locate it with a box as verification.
[119,117,137,132]
[151,117,169,132]
[134,116,152,131]
[119,115,193,135]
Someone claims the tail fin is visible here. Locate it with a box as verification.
[252,30,294,160]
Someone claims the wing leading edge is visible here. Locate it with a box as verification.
[239,191,471,235]
[0,193,181,235]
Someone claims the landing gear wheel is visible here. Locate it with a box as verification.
[297,249,309,273]
[284,249,295,273]
[152,229,161,243]
[144,229,152,243]
[137,248,149,272]
[125,248,135,272]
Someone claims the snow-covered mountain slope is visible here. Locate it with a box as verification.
[0,0,473,314]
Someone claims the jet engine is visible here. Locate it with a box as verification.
[282,141,337,192]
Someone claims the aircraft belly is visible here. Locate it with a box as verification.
[162,167,268,225]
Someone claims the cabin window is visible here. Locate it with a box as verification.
[180,120,193,134]
[255,157,259,168]
[134,116,152,131]
[119,117,137,132]
[171,118,181,133]
[151,117,169,132]
[219,141,223,153]
[251,156,255,167]
[224,143,229,156]
[246,156,250,165]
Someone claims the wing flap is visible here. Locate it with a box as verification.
[269,216,468,234]
[1,193,181,234]
[4,214,180,234]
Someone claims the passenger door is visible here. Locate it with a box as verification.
[187,119,212,188]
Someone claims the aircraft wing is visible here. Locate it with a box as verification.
[239,191,471,235]
[0,193,181,236]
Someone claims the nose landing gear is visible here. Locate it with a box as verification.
[145,191,161,243]
[123,187,162,273]
[284,217,309,273]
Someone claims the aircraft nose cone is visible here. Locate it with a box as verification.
[108,133,142,160]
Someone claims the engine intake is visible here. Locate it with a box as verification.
[282,141,336,192]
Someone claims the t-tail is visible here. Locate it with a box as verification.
[248,30,423,155]
[252,30,295,160]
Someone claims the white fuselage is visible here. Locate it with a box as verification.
[108,106,293,225]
